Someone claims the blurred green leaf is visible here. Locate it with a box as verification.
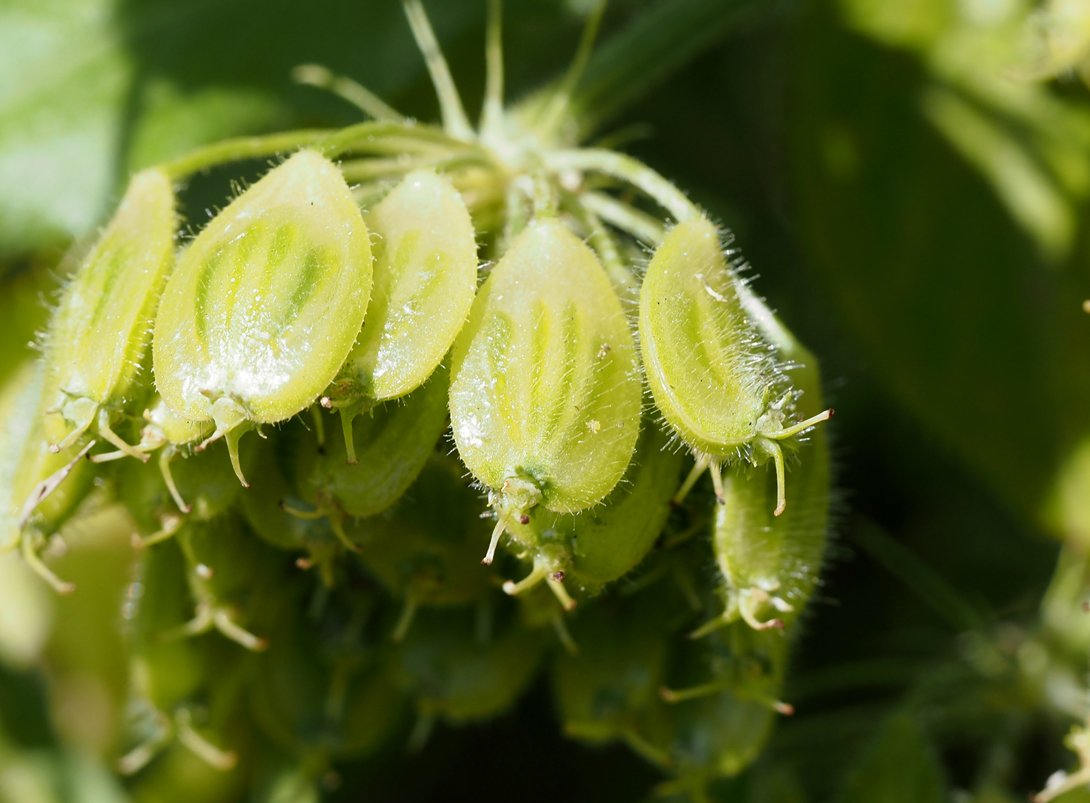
[789,4,1090,536]
[839,714,946,803]
[0,0,474,260]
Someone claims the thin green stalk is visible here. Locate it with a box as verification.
[480,0,505,138]
[547,148,698,222]
[582,190,666,245]
[157,121,471,181]
[402,0,475,140]
[338,151,490,183]
[536,0,607,139]
[568,0,773,139]
[157,129,333,180]
[292,64,405,122]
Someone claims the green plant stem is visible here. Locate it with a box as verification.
[582,190,666,245]
[546,148,698,222]
[158,129,333,180]
[157,122,472,181]
[292,64,405,122]
[568,0,773,138]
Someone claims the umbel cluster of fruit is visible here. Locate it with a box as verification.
[0,2,832,795]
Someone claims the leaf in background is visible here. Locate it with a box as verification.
[840,0,1090,260]
[0,0,128,260]
[789,3,1090,536]
[0,0,480,262]
[839,714,946,803]
[0,555,53,672]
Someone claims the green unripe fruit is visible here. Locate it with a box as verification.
[173,516,286,651]
[125,540,205,711]
[639,216,831,516]
[324,170,477,459]
[248,576,407,759]
[355,455,494,639]
[502,422,683,604]
[1,364,94,593]
[705,356,829,633]
[293,367,449,533]
[449,218,642,565]
[42,168,176,457]
[552,595,670,744]
[153,150,373,485]
[630,626,788,785]
[694,283,831,633]
[393,605,545,726]
[119,540,250,775]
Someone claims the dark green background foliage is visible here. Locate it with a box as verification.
[3,0,1090,800]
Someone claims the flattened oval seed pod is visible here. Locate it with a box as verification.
[324,170,477,457]
[153,150,373,484]
[42,169,176,457]
[393,605,546,726]
[552,594,671,745]
[639,216,830,515]
[124,539,205,712]
[293,367,449,537]
[248,576,407,759]
[449,218,641,564]
[118,540,246,775]
[698,306,831,634]
[1,363,94,594]
[502,423,683,604]
[355,455,493,640]
[561,427,682,591]
[172,515,283,651]
[631,626,788,785]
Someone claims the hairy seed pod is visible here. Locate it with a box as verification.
[248,576,407,759]
[552,594,671,745]
[42,169,176,457]
[393,604,546,726]
[699,337,830,635]
[1,364,94,593]
[172,515,284,651]
[449,218,642,565]
[323,170,477,460]
[355,455,494,640]
[629,626,788,785]
[639,216,831,516]
[291,367,449,543]
[118,539,246,775]
[153,150,373,485]
[501,423,683,604]
[124,539,205,714]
